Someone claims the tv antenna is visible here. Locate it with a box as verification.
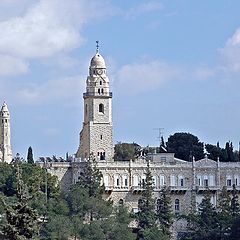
[153,128,164,146]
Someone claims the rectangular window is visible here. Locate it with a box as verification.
[117,178,120,186]
[227,179,232,187]
[100,135,103,140]
[235,178,238,186]
[198,178,201,186]
[204,179,208,187]
[180,179,184,187]
[125,178,128,186]
[160,176,165,186]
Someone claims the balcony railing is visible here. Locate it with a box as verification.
[83,92,112,97]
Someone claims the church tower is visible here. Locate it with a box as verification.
[0,102,12,163]
[76,43,114,161]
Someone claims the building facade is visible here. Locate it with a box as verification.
[0,102,12,163]
[43,49,240,211]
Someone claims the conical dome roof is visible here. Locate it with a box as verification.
[1,102,9,113]
[90,52,106,68]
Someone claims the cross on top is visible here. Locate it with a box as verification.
[96,40,99,53]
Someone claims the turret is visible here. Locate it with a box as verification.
[0,102,12,163]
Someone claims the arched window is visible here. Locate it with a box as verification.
[98,89,100,94]
[175,199,180,212]
[101,88,104,94]
[100,80,102,85]
[119,199,124,205]
[85,104,87,115]
[99,104,104,113]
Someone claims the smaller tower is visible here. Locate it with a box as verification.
[0,102,12,163]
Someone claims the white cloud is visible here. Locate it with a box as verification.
[0,0,115,75]
[15,75,85,105]
[113,60,180,94]
[0,55,28,76]
[126,1,162,19]
[221,28,240,73]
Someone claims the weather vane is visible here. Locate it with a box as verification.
[96,40,99,53]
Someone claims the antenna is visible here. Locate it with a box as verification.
[153,128,164,146]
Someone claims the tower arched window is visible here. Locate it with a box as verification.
[99,104,104,113]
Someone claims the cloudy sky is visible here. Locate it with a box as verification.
[1,0,240,158]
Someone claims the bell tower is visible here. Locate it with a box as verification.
[0,102,12,163]
[76,42,114,161]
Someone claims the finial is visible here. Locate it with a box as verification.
[96,40,99,53]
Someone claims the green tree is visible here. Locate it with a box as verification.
[114,142,141,160]
[0,162,39,240]
[108,204,136,240]
[218,186,232,238]
[156,187,173,238]
[167,132,204,161]
[230,216,240,240]
[0,162,16,196]
[205,143,227,161]
[27,146,34,164]
[187,193,219,240]
[230,184,240,218]
[137,160,163,239]
[43,214,72,240]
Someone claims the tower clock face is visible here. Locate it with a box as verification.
[97,69,103,75]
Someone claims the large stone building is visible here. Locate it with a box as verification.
[0,102,12,163]
[34,47,240,238]
[43,47,240,219]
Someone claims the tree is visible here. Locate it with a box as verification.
[156,187,173,238]
[108,204,136,240]
[0,162,16,196]
[187,193,219,240]
[230,184,240,218]
[167,132,204,161]
[137,160,163,239]
[0,162,39,239]
[218,186,232,238]
[27,146,34,164]
[114,142,141,161]
[230,216,240,240]
[205,143,226,161]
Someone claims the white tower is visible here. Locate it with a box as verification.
[76,43,114,161]
[0,102,13,163]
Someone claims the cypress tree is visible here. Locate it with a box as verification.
[230,184,240,218]
[137,160,163,239]
[27,146,34,164]
[156,186,173,238]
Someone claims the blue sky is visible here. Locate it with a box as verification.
[1,0,240,159]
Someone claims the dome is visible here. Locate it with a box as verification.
[90,52,106,68]
[1,102,9,113]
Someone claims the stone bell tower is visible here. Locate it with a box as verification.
[0,102,13,163]
[76,43,114,161]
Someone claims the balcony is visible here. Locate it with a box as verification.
[131,186,145,194]
[195,185,218,193]
[83,92,112,98]
[168,186,188,193]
